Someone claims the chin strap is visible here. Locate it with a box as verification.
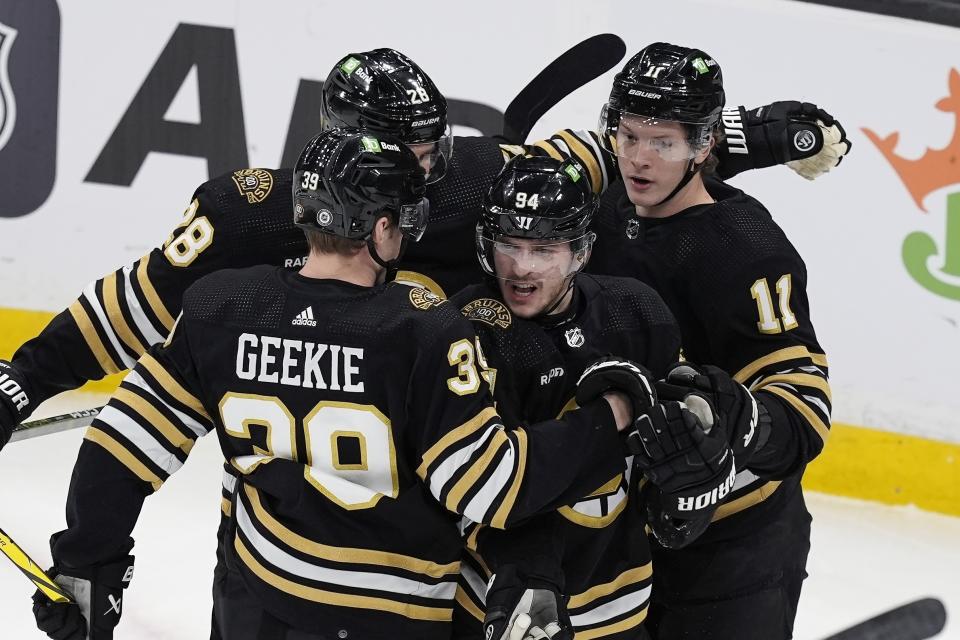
[368,236,409,283]
[654,158,703,207]
[532,274,584,327]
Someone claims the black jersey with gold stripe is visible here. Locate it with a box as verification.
[590,178,831,540]
[10,133,616,416]
[450,274,681,639]
[52,266,633,639]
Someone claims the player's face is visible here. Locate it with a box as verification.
[616,116,711,208]
[492,237,576,318]
[408,143,439,179]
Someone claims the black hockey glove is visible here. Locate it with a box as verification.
[639,478,713,550]
[33,537,135,640]
[718,102,851,180]
[0,360,32,449]
[627,400,736,519]
[484,565,573,640]
[657,363,760,463]
[575,356,657,420]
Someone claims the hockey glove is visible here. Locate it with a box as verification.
[484,565,573,640]
[575,356,657,421]
[718,102,851,180]
[0,360,32,449]
[657,363,760,463]
[640,478,713,550]
[33,546,135,640]
[627,400,736,519]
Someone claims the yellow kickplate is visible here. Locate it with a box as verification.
[803,422,960,517]
[1,306,124,393]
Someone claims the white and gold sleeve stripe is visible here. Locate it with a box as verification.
[419,408,531,528]
[120,261,168,346]
[736,346,832,446]
[234,497,458,601]
[567,564,652,640]
[79,281,138,370]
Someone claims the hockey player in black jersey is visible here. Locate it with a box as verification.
[0,42,851,452]
[31,128,652,640]
[449,156,735,640]
[588,43,833,639]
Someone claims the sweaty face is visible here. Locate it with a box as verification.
[491,237,578,318]
[615,116,710,208]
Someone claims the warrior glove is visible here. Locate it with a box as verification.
[575,356,657,421]
[627,400,736,520]
[0,360,32,450]
[657,363,760,463]
[720,101,851,180]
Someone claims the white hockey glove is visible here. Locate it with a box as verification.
[484,566,573,640]
[786,118,850,180]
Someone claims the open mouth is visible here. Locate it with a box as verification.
[508,281,538,299]
[629,176,653,190]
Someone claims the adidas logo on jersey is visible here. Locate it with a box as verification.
[292,306,317,327]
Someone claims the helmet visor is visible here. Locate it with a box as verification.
[407,124,454,184]
[598,105,713,162]
[398,197,430,242]
[476,231,595,280]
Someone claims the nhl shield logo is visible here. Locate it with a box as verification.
[0,21,18,153]
[564,326,585,348]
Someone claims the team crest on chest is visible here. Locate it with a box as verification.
[564,326,585,348]
[409,287,445,310]
[461,298,512,329]
[232,169,274,204]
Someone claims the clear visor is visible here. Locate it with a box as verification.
[599,106,713,162]
[477,231,595,280]
[398,198,430,242]
[407,124,454,184]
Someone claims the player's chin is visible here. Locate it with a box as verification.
[506,301,546,319]
[500,281,546,317]
[624,181,663,207]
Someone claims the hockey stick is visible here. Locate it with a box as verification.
[501,33,626,144]
[9,406,101,443]
[822,597,947,640]
[0,527,72,603]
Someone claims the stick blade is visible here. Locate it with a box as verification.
[502,33,626,143]
[823,598,947,640]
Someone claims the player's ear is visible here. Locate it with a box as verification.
[370,214,393,245]
[694,135,714,164]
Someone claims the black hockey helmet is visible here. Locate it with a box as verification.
[476,156,597,278]
[599,42,725,158]
[293,127,429,247]
[322,49,452,183]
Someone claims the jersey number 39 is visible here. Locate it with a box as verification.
[219,394,398,511]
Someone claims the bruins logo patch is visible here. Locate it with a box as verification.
[409,287,445,310]
[461,298,512,329]
[232,169,274,204]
